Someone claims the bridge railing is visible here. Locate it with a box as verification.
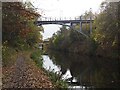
[38,16,95,21]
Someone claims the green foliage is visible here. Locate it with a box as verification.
[89,38,99,55]
[49,28,72,51]
[92,2,119,58]
[2,2,42,50]
[48,24,92,54]
[69,30,86,41]
[2,45,17,67]
[2,2,43,66]
[47,70,68,88]
[48,2,119,58]
[47,10,97,54]
[30,49,43,67]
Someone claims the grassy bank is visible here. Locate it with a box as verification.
[2,39,68,88]
[30,49,68,88]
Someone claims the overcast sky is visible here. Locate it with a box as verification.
[26,0,105,39]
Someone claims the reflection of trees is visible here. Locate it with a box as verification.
[47,50,120,88]
[47,51,72,71]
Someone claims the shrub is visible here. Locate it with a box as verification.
[30,49,43,67]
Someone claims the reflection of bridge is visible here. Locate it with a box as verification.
[35,16,94,37]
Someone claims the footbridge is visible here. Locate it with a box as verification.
[35,16,94,37]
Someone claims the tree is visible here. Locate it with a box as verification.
[2,2,43,49]
[92,2,119,58]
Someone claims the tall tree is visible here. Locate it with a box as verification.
[2,2,42,49]
[93,2,119,57]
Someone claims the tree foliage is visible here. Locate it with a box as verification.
[2,2,43,49]
[92,2,119,58]
[48,2,119,58]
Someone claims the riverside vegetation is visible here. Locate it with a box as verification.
[48,2,119,59]
[2,2,67,88]
[2,1,120,89]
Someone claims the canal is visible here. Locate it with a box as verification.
[42,50,120,89]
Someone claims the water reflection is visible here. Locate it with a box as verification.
[42,50,120,88]
[42,55,61,73]
[62,69,73,80]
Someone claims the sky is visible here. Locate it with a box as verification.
[25,0,105,39]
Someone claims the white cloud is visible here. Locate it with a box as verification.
[32,0,105,18]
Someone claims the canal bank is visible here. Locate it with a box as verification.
[2,50,54,88]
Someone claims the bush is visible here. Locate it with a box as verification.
[30,49,43,67]
[47,70,68,88]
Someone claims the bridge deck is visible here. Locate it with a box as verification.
[36,19,94,25]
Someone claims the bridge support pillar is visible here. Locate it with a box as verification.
[80,22,82,32]
[90,17,92,34]
[70,22,73,26]
[70,22,73,29]
[79,16,82,32]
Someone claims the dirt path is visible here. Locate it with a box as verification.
[2,53,54,88]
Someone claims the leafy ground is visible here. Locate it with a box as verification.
[2,52,54,88]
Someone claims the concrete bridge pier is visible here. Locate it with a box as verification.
[80,22,82,32]
[90,17,92,34]
[70,22,73,27]
[79,16,82,32]
[70,22,73,29]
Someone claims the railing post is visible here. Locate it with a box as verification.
[90,16,92,34]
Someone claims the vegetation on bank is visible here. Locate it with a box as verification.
[30,49,43,67]
[44,70,68,88]
[2,2,68,88]
[30,49,68,88]
[48,2,119,59]
[3,1,119,89]
[2,2,43,66]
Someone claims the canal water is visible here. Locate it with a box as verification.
[42,50,120,89]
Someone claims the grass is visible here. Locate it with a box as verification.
[2,46,18,67]
[43,69,68,89]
